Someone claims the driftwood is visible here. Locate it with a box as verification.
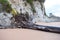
[14,14,60,33]
[0,13,60,33]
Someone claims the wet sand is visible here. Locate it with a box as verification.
[36,22,60,27]
[0,29,60,40]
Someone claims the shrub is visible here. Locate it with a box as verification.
[0,0,12,13]
[26,0,33,5]
[26,0,36,13]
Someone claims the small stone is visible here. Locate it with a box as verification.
[15,22,17,23]
[18,26,21,28]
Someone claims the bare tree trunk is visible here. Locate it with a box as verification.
[14,13,60,33]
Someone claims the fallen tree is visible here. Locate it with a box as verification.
[14,13,60,33]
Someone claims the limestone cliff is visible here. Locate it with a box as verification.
[8,0,60,23]
[0,0,60,27]
[8,0,45,23]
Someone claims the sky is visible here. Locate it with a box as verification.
[44,0,60,17]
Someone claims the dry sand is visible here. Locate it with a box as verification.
[0,22,60,40]
[0,29,60,40]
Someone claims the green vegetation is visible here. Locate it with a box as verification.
[0,0,8,4]
[39,2,43,11]
[11,8,18,16]
[44,11,48,17]
[25,2,27,6]
[43,7,48,17]
[26,0,33,5]
[26,0,36,13]
[38,0,45,3]
[0,0,12,13]
[0,0,18,16]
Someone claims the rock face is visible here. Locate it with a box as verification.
[8,0,45,23]
[8,0,60,23]
[44,13,60,22]
[0,0,60,27]
[0,12,13,26]
[0,4,13,27]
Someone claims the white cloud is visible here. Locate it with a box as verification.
[44,0,60,17]
[53,13,60,17]
[44,0,60,8]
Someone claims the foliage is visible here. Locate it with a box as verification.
[26,0,36,13]
[11,9,18,16]
[31,6,36,13]
[0,0,12,13]
[0,0,8,4]
[0,0,18,16]
[26,0,33,5]
[38,0,45,3]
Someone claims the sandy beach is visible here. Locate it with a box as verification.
[0,22,60,40]
[0,29,60,40]
[36,22,60,27]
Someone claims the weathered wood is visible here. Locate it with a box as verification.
[14,14,60,33]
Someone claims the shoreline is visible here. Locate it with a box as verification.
[0,29,60,40]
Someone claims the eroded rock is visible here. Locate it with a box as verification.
[0,12,13,26]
